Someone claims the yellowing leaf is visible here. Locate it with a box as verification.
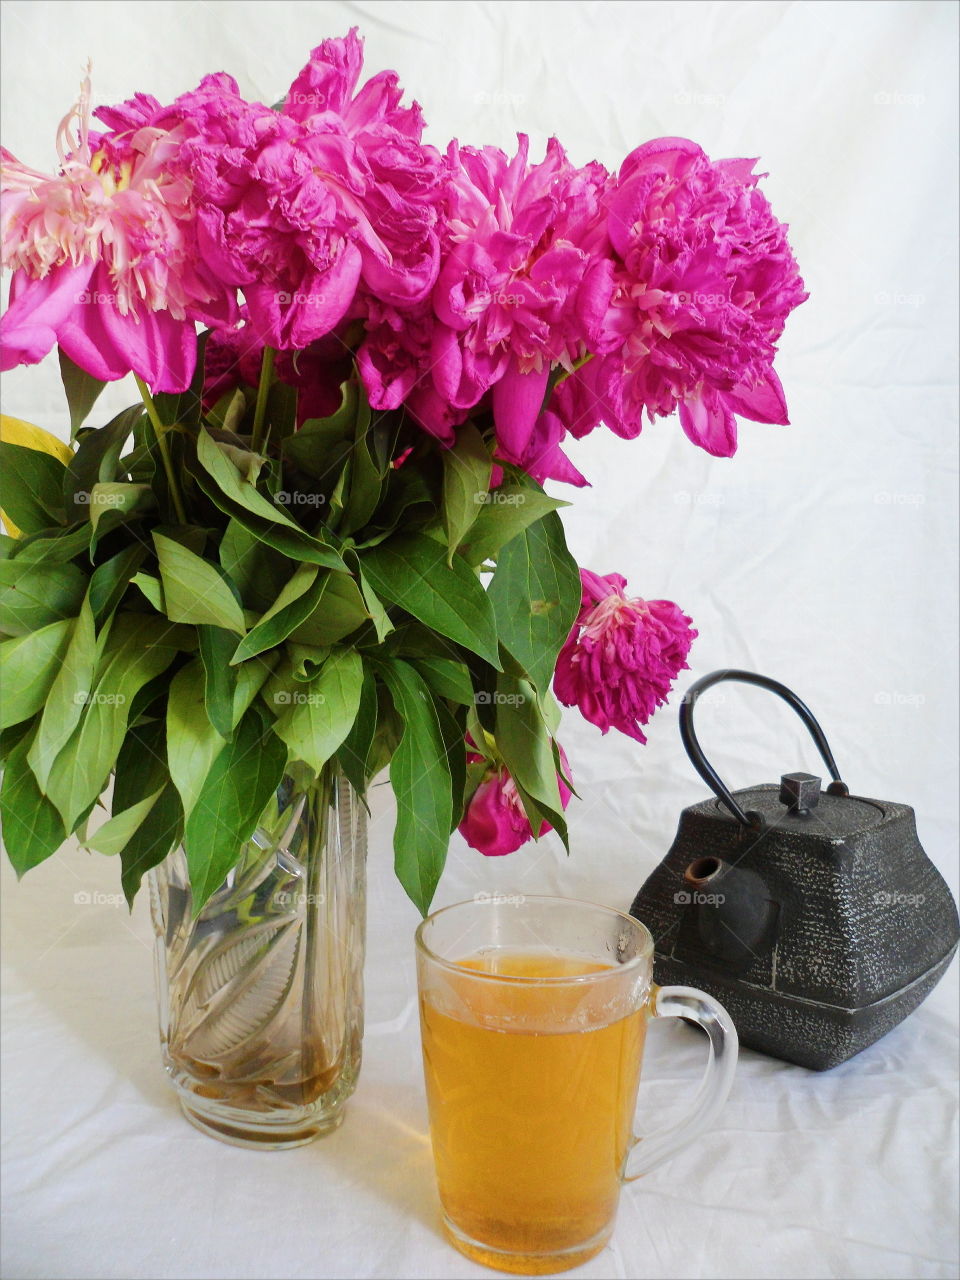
[0,415,73,537]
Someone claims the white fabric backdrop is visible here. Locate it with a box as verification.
[1,3,957,1278]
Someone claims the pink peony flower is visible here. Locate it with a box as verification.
[1,73,232,390]
[580,137,807,456]
[459,745,572,857]
[555,569,696,742]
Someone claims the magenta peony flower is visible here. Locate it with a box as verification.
[565,137,807,457]
[428,135,613,460]
[1,74,232,390]
[555,569,696,742]
[459,746,573,857]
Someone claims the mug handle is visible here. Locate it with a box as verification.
[624,984,738,1180]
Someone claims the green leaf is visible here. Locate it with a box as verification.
[82,788,164,856]
[459,478,566,567]
[0,619,73,729]
[112,717,184,905]
[26,600,103,788]
[343,549,393,643]
[341,406,390,537]
[194,429,345,571]
[11,524,90,564]
[487,511,581,695]
[131,572,164,611]
[335,666,378,800]
[88,544,147,625]
[219,518,288,611]
[282,382,359,481]
[0,557,87,636]
[59,348,107,438]
[441,423,491,562]
[153,532,246,634]
[434,696,468,831]
[411,656,475,706]
[120,780,182,906]
[183,703,288,913]
[0,441,67,534]
[1,733,67,875]
[166,659,230,824]
[43,615,183,830]
[64,406,143,517]
[198,626,238,738]
[494,673,568,845]
[271,649,364,774]
[230,564,326,663]
[376,658,452,914]
[361,533,501,670]
[286,571,371,647]
[87,482,155,547]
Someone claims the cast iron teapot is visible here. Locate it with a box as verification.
[631,669,959,1070]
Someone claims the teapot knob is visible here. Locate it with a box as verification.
[779,772,821,814]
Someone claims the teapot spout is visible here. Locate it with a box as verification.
[683,856,779,967]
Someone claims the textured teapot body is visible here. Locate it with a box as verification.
[633,670,960,1071]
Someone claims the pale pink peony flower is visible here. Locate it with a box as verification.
[555,569,696,742]
[561,137,808,457]
[1,73,231,390]
[459,745,573,857]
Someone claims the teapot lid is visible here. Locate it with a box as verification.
[714,776,886,840]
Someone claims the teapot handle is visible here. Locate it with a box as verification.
[679,669,848,830]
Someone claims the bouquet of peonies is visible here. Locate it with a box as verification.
[0,29,806,912]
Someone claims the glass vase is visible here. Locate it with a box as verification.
[148,767,366,1149]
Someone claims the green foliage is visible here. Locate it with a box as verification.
[0,357,584,916]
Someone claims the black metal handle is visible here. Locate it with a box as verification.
[679,670,848,829]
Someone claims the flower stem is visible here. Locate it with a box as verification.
[134,374,187,525]
[552,350,596,388]
[250,346,276,454]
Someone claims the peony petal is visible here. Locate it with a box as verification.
[724,366,789,425]
[0,263,94,371]
[492,360,550,461]
[678,391,738,458]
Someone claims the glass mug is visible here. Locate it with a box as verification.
[415,896,738,1275]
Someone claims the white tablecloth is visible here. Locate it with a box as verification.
[2,780,957,1280]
